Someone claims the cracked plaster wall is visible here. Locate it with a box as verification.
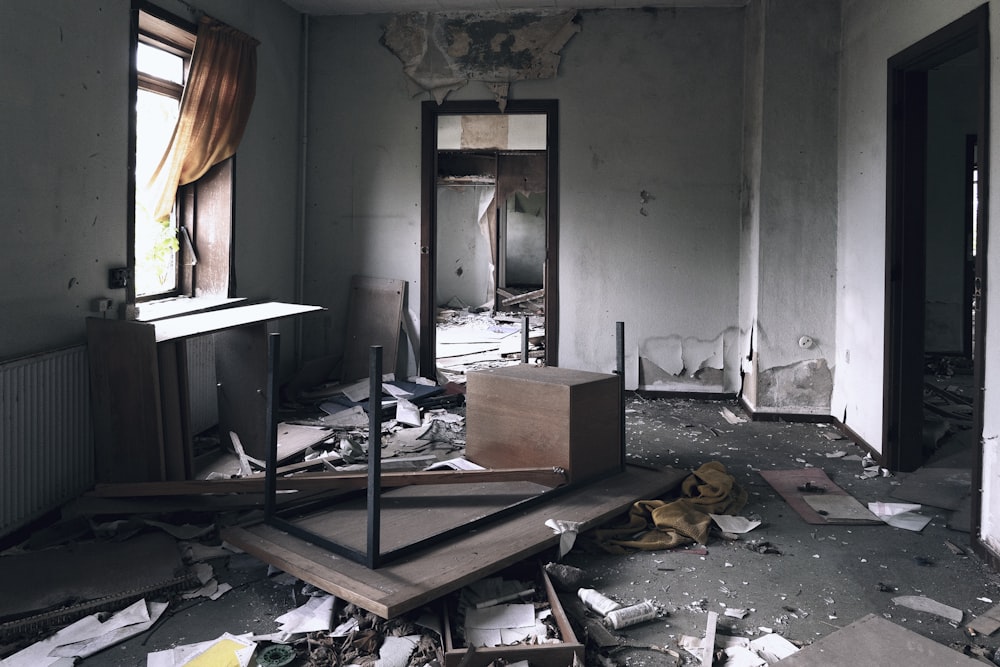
[739,0,839,414]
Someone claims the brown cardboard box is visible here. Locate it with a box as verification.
[442,566,585,667]
[465,365,622,485]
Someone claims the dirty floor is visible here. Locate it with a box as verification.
[6,396,1000,666]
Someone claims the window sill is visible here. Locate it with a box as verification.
[131,296,246,322]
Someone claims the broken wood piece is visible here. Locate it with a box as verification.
[229,431,255,477]
[501,288,544,308]
[702,610,718,666]
[90,467,568,497]
[892,595,963,623]
[967,604,1000,636]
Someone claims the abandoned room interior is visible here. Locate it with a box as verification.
[6,0,1000,664]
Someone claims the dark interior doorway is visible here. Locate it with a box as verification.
[884,6,988,538]
[420,100,559,381]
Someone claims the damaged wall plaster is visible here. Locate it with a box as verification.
[638,331,737,393]
[756,358,833,411]
[381,11,580,109]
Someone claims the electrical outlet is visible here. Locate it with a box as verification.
[108,267,129,289]
[91,298,113,313]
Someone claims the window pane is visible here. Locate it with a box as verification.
[135,88,180,297]
[137,42,184,84]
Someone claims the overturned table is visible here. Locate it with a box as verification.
[222,463,686,618]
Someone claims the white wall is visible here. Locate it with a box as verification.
[836,0,985,445]
[0,0,304,365]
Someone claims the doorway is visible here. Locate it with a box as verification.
[420,100,559,383]
[884,6,988,538]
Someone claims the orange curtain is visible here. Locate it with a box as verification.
[147,17,259,221]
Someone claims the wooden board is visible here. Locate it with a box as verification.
[774,613,981,665]
[759,468,882,525]
[87,318,166,483]
[149,301,324,343]
[222,464,687,618]
[215,323,271,460]
[341,276,406,382]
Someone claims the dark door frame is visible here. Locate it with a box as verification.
[419,100,560,377]
[884,5,989,540]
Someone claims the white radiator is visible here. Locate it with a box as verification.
[0,345,94,537]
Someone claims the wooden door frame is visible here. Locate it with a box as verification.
[419,100,560,377]
[884,5,989,539]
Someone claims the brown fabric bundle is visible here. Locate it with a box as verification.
[590,461,748,553]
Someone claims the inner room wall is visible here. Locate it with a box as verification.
[303,7,749,391]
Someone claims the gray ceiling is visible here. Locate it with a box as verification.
[281,0,747,15]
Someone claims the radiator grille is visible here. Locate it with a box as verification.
[0,345,93,537]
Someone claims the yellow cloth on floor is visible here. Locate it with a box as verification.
[591,461,748,553]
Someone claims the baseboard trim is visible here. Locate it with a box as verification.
[633,389,736,401]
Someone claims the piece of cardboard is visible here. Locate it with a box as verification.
[758,469,880,525]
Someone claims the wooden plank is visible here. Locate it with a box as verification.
[341,276,405,381]
[222,465,687,618]
[216,324,270,460]
[702,611,718,666]
[90,467,568,497]
[773,614,980,665]
[149,302,323,343]
[501,288,544,307]
[86,318,166,483]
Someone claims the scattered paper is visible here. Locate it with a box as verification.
[424,457,485,471]
[146,632,256,667]
[867,502,932,532]
[274,594,336,634]
[371,635,421,667]
[464,604,538,647]
[748,632,799,661]
[720,408,747,424]
[722,645,767,667]
[395,398,421,427]
[3,599,168,666]
[710,514,761,534]
[545,519,582,557]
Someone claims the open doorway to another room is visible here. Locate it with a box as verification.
[885,5,988,539]
[420,101,559,386]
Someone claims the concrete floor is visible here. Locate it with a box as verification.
[8,396,1000,666]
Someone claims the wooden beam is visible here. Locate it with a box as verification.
[90,467,567,497]
[501,288,545,307]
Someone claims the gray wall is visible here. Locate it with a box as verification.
[0,0,304,365]
[303,7,748,389]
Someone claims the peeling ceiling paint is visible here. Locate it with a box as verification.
[381,11,580,108]
[282,1,750,16]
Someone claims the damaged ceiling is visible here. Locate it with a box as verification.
[281,0,749,15]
